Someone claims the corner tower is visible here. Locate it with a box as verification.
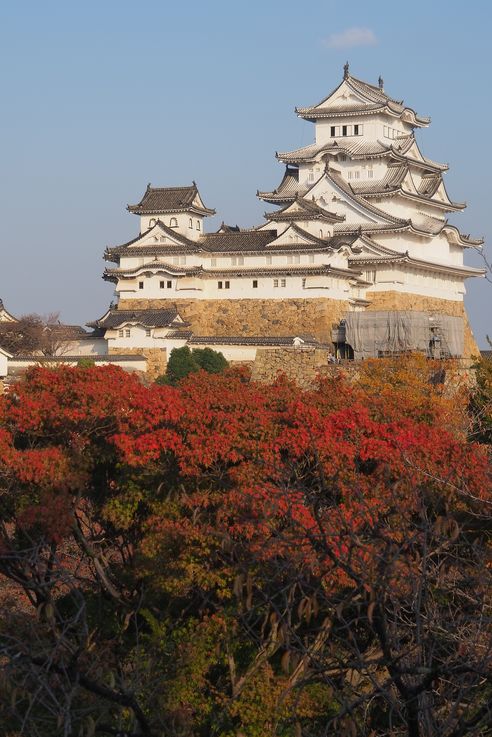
[128,182,215,239]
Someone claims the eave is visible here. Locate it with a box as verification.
[295,103,429,128]
[106,262,363,281]
[349,251,486,278]
[360,187,466,212]
[127,204,216,216]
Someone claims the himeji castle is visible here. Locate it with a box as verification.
[90,64,484,365]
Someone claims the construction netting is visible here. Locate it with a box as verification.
[343,311,464,359]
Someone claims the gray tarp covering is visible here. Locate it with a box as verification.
[343,311,464,359]
[438,314,464,357]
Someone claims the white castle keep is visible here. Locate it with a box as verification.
[88,65,484,363]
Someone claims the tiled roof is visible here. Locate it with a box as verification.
[127,183,215,215]
[264,197,345,222]
[350,168,465,210]
[166,330,194,340]
[349,249,485,276]
[411,213,447,236]
[296,73,429,126]
[106,221,201,259]
[325,167,407,225]
[349,165,408,195]
[201,230,278,252]
[257,167,301,203]
[187,335,329,347]
[104,262,201,281]
[87,309,183,329]
[333,222,409,235]
[297,102,389,119]
[106,262,362,281]
[217,223,240,233]
[390,137,447,171]
[277,139,391,163]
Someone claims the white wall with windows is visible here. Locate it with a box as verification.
[139,212,204,239]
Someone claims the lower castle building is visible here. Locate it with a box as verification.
[87,65,484,370]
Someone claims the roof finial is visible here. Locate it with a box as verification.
[343,61,349,79]
[378,76,384,91]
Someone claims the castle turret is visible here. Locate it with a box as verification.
[127,182,215,239]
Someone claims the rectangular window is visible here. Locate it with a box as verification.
[118,329,124,338]
[138,281,144,290]
[180,256,186,265]
[224,280,230,289]
[309,254,315,263]
[367,169,374,179]
[159,280,165,289]
[252,279,258,288]
[211,257,217,266]
[218,281,223,289]
[353,171,360,179]
[330,126,336,137]
[231,256,244,266]
[302,278,306,288]
[145,329,151,337]
[167,280,172,288]
[125,329,131,338]
[354,124,359,135]
[281,278,286,287]
[266,255,273,265]
[273,279,279,288]
[348,171,353,180]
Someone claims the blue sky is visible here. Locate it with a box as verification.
[0,0,490,346]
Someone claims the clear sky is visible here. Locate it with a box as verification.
[0,0,490,346]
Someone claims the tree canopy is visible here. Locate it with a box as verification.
[157,345,228,385]
[0,358,490,737]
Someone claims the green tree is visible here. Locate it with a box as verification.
[192,346,228,374]
[156,346,199,385]
[156,346,228,385]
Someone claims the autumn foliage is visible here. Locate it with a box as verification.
[0,360,490,737]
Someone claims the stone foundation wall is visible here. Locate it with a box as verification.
[251,348,332,389]
[116,293,479,358]
[117,298,348,341]
[108,347,166,380]
[365,292,479,357]
[251,348,476,390]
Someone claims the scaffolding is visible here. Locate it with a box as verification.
[333,311,464,360]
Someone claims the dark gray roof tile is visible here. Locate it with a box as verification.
[128,183,215,215]
[87,309,184,330]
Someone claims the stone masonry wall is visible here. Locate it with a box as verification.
[365,291,479,357]
[251,348,331,389]
[116,293,479,358]
[117,298,349,341]
[108,347,166,380]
